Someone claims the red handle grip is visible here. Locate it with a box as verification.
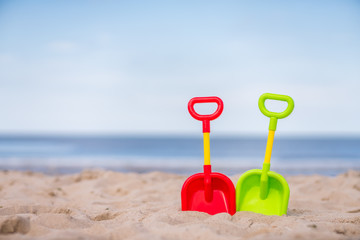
[188,96,224,132]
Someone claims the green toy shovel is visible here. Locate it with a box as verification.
[236,93,294,216]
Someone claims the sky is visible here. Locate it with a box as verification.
[0,0,359,136]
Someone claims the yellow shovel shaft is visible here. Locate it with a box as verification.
[264,130,275,164]
[203,132,210,165]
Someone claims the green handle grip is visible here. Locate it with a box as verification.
[258,93,294,131]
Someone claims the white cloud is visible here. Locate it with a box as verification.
[47,41,77,52]
[0,54,15,64]
[96,33,112,45]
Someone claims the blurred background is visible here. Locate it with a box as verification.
[0,0,359,175]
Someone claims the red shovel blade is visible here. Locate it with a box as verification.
[181,166,236,215]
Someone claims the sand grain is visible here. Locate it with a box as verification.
[0,170,359,239]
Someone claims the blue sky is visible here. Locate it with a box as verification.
[0,1,359,135]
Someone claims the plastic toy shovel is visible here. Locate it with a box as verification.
[236,93,294,216]
[181,97,236,215]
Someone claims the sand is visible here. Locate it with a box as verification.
[0,169,359,240]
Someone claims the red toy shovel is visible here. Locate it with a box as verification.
[181,97,236,215]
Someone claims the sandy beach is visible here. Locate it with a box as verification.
[0,169,359,240]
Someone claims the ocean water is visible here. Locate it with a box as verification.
[0,135,359,176]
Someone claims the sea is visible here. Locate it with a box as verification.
[0,135,359,176]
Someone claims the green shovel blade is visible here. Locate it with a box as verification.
[235,168,290,216]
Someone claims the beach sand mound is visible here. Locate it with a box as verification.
[0,169,359,240]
